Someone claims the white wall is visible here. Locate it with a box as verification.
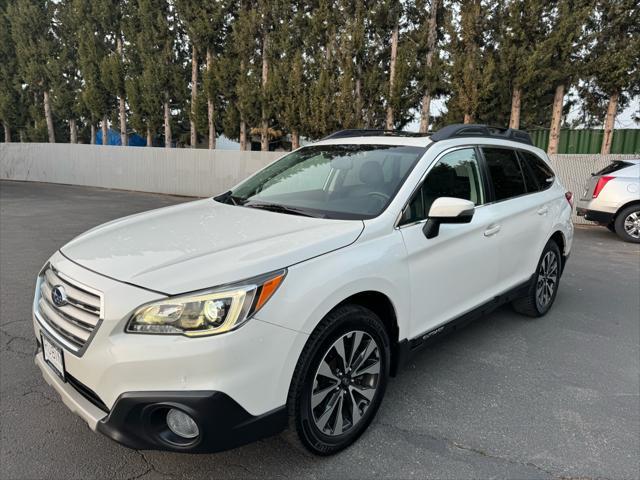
[0,143,281,197]
[1,143,637,223]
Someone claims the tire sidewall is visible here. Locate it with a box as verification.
[533,240,562,315]
[615,206,640,243]
[295,307,390,454]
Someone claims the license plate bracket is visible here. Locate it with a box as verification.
[41,333,66,381]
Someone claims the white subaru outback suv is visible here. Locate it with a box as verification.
[33,124,573,455]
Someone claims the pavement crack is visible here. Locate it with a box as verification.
[378,422,557,477]
[128,450,172,480]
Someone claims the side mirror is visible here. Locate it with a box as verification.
[422,197,475,239]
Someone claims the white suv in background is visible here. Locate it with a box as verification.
[33,124,573,455]
[577,159,640,243]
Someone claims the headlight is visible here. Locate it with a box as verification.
[126,270,286,336]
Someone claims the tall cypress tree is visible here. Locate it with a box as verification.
[580,0,639,153]
[8,0,57,143]
[0,1,24,142]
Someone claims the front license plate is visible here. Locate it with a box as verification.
[42,334,65,381]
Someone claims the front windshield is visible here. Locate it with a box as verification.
[223,145,426,220]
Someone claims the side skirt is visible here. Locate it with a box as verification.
[393,275,533,374]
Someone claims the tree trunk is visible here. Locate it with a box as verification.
[3,123,10,142]
[509,86,522,129]
[146,127,152,147]
[547,83,565,155]
[90,124,96,145]
[190,44,198,148]
[43,90,55,143]
[69,119,77,144]
[239,118,247,151]
[164,100,172,148]
[385,23,399,130]
[19,130,25,142]
[101,115,108,145]
[291,130,300,150]
[261,34,269,152]
[600,90,618,155]
[463,113,474,124]
[207,47,216,150]
[419,0,439,133]
[117,37,127,146]
[355,75,362,126]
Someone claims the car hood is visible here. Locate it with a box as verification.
[61,199,364,295]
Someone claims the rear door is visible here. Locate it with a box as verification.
[480,147,550,293]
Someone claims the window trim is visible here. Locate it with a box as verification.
[395,145,489,229]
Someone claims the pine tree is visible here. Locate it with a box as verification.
[8,0,57,143]
[447,0,493,124]
[581,0,639,154]
[412,0,445,132]
[535,0,591,154]
[0,1,22,142]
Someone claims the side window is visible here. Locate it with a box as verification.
[401,148,484,224]
[483,148,527,201]
[520,150,555,191]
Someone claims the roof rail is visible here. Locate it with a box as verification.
[322,129,430,140]
[430,124,533,145]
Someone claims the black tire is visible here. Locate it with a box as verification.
[613,205,640,243]
[285,304,390,455]
[512,240,562,317]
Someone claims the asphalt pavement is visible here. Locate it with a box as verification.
[1,180,638,479]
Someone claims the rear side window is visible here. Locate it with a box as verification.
[594,161,633,176]
[482,148,527,201]
[519,151,555,191]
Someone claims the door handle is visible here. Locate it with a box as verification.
[484,224,501,237]
[537,206,549,216]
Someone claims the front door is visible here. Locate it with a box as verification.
[399,147,501,339]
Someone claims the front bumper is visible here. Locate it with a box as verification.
[36,351,286,452]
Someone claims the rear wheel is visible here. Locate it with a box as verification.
[614,205,640,243]
[512,240,562,317]
[286,304,390,455]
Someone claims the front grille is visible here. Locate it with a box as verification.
[36,265,103,354]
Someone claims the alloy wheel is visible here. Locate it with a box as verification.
[536,250,558,309]
[623,211,640,239]
[310,330,381,436]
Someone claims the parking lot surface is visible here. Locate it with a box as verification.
[1,180,639,479]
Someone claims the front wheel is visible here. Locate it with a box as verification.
[286,304,390,455]
[512,240,562,317]
[614,205,640,243]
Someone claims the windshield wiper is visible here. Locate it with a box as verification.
[243,202,321,218]
[214,190,242,206]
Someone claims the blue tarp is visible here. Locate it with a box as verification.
[96,128,146,146]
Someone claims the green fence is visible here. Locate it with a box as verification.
[529,128,640,154]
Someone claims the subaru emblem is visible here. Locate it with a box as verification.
[51,285,68,307]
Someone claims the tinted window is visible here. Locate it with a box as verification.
[228,145,424,220]
[402,148,484,224]
[519,150,555,191]
[594,161,632,176]
[483,148,527,201]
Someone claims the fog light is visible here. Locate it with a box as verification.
[166,408,199,439]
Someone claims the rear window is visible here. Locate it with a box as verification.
[519,151,555,191]
[594,161,633,176]
[482,148,527,201]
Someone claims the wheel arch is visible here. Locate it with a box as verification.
[614,199,640,219]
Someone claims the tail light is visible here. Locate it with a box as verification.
[565,191,573,208]
[592,176,614,198]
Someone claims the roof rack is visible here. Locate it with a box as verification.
[430,124,533,145]
[322,129,430,140]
